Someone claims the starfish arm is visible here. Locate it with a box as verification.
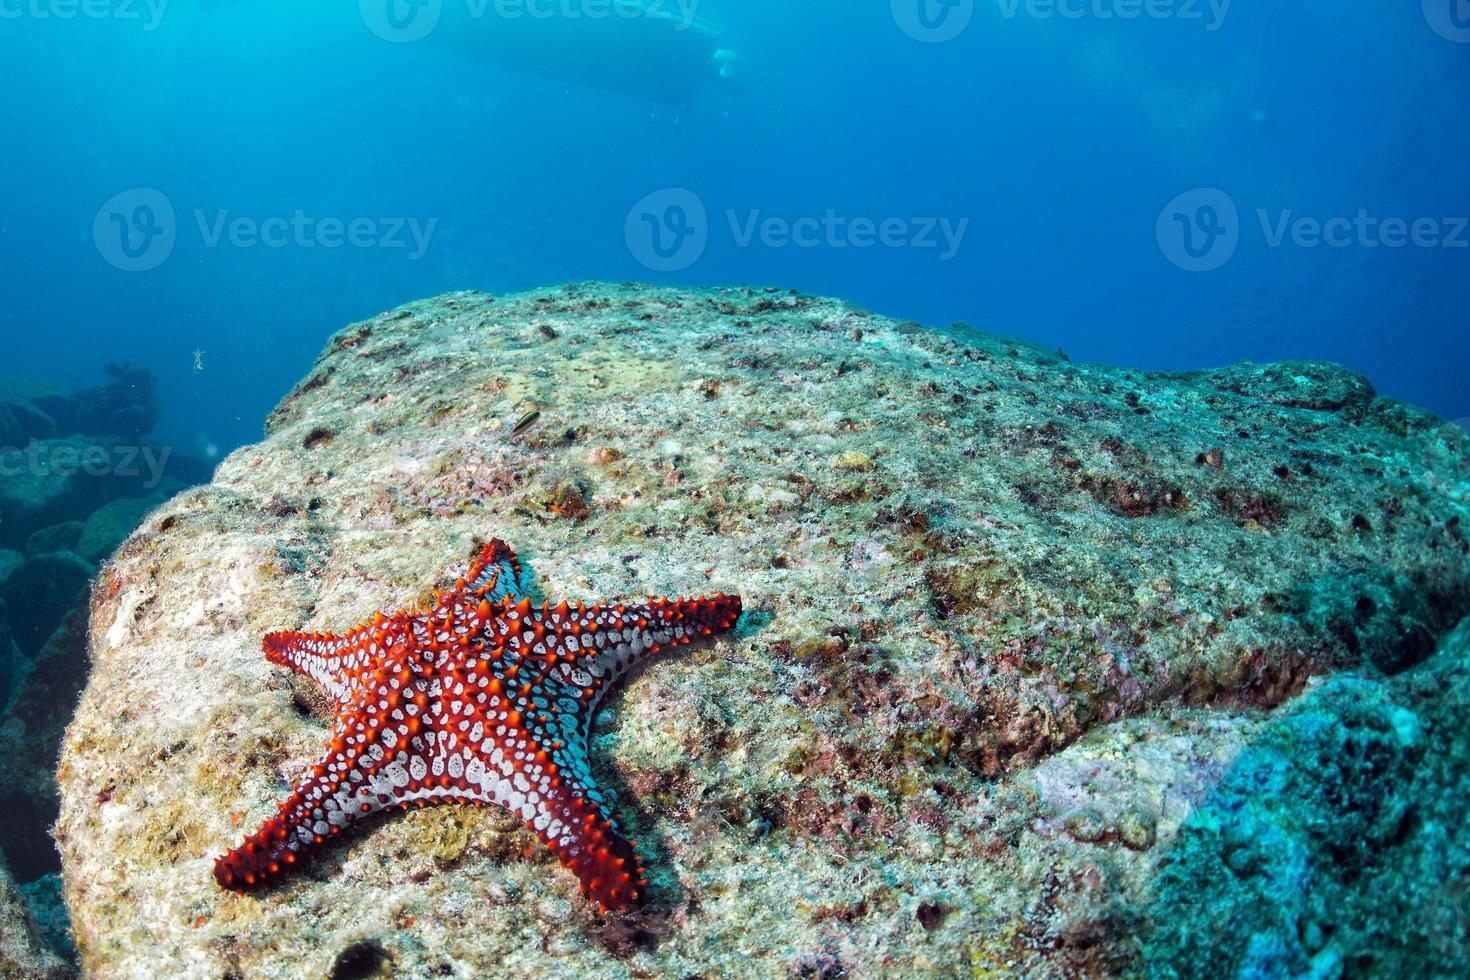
[214,717,378,890]
[394,674,649,912]
[462,539,525,601]
[523,766,646,912]
[213,784,320,890]
[212,761,368,892]
[566,593,742,711]
[262,630,358,702]
[262,616,402,704]
[487,592,741,727]
[216,658,424,890]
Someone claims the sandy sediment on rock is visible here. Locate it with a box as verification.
[56,284,1470,977]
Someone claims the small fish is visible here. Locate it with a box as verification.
[511,410,542,437]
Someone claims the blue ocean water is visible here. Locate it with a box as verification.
[1,1,1466,458]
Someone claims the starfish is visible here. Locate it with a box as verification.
[214,539,741,911]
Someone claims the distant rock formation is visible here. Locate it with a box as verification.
[0,364,159,446]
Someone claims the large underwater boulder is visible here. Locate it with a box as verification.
[0,550,24,585]
[0,437,190,554]
[74,497,167,567]
[54,284,1470,976]
[0,437,109,550]
[0,365,184,555]
[0,552,93,659]
[22,524,84,558]
[1136,618,1470,977]
[53,365,160,442]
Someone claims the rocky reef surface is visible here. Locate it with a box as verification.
[55,284,1470,976]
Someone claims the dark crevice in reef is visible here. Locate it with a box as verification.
[329,939,393,980]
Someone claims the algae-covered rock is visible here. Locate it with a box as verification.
[1,597,89,883]
[0,550,23,586]
[1142,619,1470,977]
[54,285,1470,977]
[74,498,161,565]
[0,599,17,714]
[0,860,70,980]
[0,552,92,658]
[23,524,83,558]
